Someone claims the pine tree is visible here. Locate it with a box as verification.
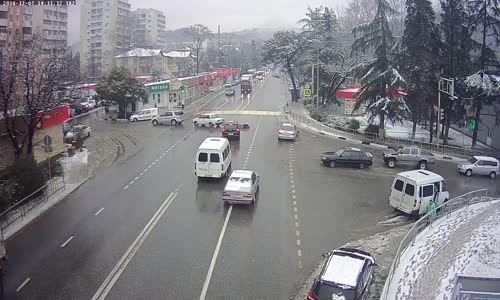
[351,0,407,137]
[467,0,500,148]
[400,0,440,140]
[439,0,476,144]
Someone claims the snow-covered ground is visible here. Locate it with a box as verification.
[385,200,500,299]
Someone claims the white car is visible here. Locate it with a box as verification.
[130,108,159,122]
[66,124,91,140]
[223,170,260,204]
[458,156,500,179]
[193,114,225,127]
[278,122,299,140]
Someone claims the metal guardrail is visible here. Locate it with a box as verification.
[285,110,495,159]
[380,188,491,300]
[0,176,65,231]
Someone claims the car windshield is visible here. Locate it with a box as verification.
[335,149,345,156]
[468,157,478,164]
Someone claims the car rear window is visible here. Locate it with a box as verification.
[175,111,184,115]
[225,124,238,130]
[281,125,294,131]
[405,183,415,196]
[198,152,208,162]
[313,282,354,299]
[394,179,404,192]
[210,153,220,163]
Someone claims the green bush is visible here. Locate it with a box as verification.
[12,156,46,200]
[365,124,380,136]
[348,119,361,131]
[0,179,21,211]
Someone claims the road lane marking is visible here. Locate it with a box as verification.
[296,230,300,237]
[124,185,129,190]
[139,172,144,176]
[94,208,104,216]
[155,159,159,162]
[61,236,74,248]
[134,176,139,181]
[293,201,297,206]
[298,250,302,257]
[91,187,180,300]
[199,205,233,300]
[16,277,31,292]
[130,180,135,185]
[294,214,298,220]
[295,222,300,227]
[292,195,296,199]
[292,189,296,194]
[293,207,298,212]
[297,239,301,246]
[298,261,303,269]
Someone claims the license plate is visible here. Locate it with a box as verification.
[228,133,233,135]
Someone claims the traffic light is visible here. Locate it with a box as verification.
[470,119,476,129]
[440,109,445,121]
[180,86,186,94]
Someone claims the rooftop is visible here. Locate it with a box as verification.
[115,48,165,58]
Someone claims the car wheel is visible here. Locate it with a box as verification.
[359,162,365,169]
[171,119,177,126]
[133,118,138,122]
[418,161,427,170]
[329,160,336,168]
[387,159,396,168]
[209,122,214,127]
[490,172,497,179]
[152,119,158,126]
[466,169,472,177]
[193,121,198,127]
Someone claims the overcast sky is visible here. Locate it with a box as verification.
[68,0,347,46]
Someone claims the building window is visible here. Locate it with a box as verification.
[157,94,160,103]
[23,27,32,35]
[0,11,7,19]
[0,26,6,33]
[43,20,52,25]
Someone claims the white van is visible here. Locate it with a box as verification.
[130,108,159,122]
[195,137,232,178]
[389,170,449,216]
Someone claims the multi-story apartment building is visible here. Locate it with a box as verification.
[0,5,33,40]
[80,0,131,78]
[132,8,167,50]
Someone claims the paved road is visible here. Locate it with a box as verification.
[4,76,499,299]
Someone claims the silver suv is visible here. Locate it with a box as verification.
[458,156,500,179]
[152,111,184,126]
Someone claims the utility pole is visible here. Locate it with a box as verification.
[311,63,315,106]
[217,25,221,67]
[316,50,320,108]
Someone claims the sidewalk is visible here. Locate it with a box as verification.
[385,200,500,299]
[286,102,470,161]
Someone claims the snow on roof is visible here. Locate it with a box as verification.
[115,48,165,58]
[198,137,228,150]
[231,170,252,176]
[165,50,191,58]
[396,170,443,183]
[473,155,499,162]
[322,253,364,287]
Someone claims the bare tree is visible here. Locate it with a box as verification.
[0,33,74,158]
[190,24,213,74]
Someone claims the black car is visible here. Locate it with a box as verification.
[308,248,376,300]
[320,147,373,169]
[222,121,240,139]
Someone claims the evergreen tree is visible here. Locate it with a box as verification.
[439,0,476,144]
[467,0,500,148]
[351,0,407,137]
[400,0,440,140]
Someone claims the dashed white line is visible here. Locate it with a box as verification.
[293,201,297,206]
[296,239,301,246]
[293,207,298,212]
[61,236,74,248]
[295,221,300,227]
[134,176,139,180]
[296,230,300,236]
[297,250,302,257]
[94,208,104,216]
[291,184,295,189]
[291,180,294,184]
[298,261,303,269]
[199,205,233,300]
[140,172,144,176]
[124,185,129,190]
[16,277,31,292]
[292,189,296,194]
[292,195,296,199]
[155,159,159,162]
[130,180,135,184]
[148,164,153,168]
[294,214,298,220]
[152,162,156,165]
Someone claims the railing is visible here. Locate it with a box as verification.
[0,176,65,232]
[285,109,494,159]
[380,189,491,300]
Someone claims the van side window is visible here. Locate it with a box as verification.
[441,180,448,192]
[210,153,220,163]
[394,179,404,192]
[198,152,208,162]
[404,183,415,196]
[422,185,434,197]
[222,148,227,160]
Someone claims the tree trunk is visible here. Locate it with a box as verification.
[443,101,453,145]
[429,108,435,144]
[472,97,482,149]
[379,113,385,138]
[411,114,418,140]
[26,124,36,157]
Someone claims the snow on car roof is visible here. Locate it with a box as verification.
[473,155,499,162]
[321,253,364,287]
[231,170,252,177]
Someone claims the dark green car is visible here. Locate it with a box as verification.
[320,147,373,169]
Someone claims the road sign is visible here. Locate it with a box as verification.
[44,145,53,153]
[304,88,312,97]
[43,135,52,147]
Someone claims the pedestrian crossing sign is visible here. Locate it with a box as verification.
[304,88,312,97]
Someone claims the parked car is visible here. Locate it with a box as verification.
[231,80,238,86]
[152,111,184,126]
[278,122,299,141]
[193,114,225,127]
[383,146,436,170]
[209,86,216,92]
[307,247,376,300]
[223,170,260,204]
[70,104,89,116]
[66,124,91,141]
[458,156,500,179]
[222,121,240,139]
[321,147,373,169]
[129,108,159,122]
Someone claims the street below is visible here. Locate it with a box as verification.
[5,77,500,299]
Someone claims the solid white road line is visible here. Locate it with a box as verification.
[16,277,31,292]
[199,205,233,300]
[61,236,74,248]
[91,187,180,300]
[94,208,104,216]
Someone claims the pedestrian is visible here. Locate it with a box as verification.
[181,103,185,110]
[426,199,437,218]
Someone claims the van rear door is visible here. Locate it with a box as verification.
[196,151,209,177]
[389,178,405,209]
[209,152,222,177]
[400,182,417,213]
